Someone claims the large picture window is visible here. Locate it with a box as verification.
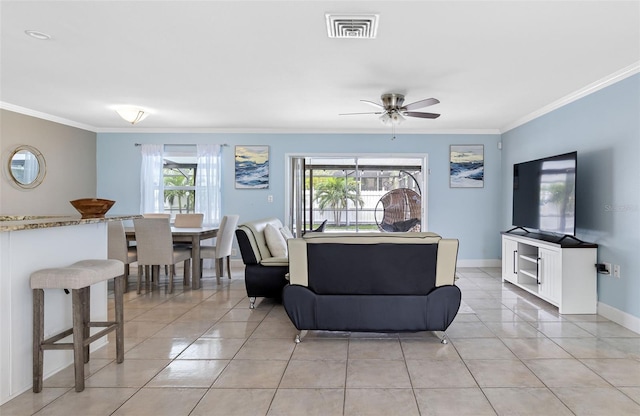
[163,158,196,214]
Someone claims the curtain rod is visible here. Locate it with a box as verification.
[134,143,229,147]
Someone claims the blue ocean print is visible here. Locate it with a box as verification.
[450,145,484,188]
[235,146,269,189]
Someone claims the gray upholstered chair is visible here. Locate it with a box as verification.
[107,220,141,292]
[133,218,192,294]
[201,215,239,284]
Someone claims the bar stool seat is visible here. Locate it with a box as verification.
[30,259,125,393]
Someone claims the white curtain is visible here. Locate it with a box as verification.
[195,144,222,226]
[140,144,165,214]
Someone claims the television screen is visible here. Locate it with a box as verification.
[512,152,577,235]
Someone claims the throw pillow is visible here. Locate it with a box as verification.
[280,226,294,240]
[264,223,288,257]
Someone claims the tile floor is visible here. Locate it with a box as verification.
[2,267,639,415]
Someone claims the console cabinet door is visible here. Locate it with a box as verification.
[538,247,561,304]
[502,237,518,283]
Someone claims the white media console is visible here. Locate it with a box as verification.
[501,231,598,314]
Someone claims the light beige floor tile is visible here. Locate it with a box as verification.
[0,388,69,416]
[414,387,496,415]
[463,298,506,310]
[474,308,523,322]
[619,387,640,405]
[451,313,481,323]
[201,321,260,339]
[551,337,629,358]
[291,339,349,360]
[446,322,496,339]
[465,359,544,388]
[219,308,269,322]
[347,359,411,388]
[580,358,640,386]
[400,338,462,360]
[602,337,640,359]
[32,387,137,416]
[177,338,246,359]
[172,307,229,323]
[348,338,403,359]
[344,388,419,416]
[483,321,542,338]
[112,387,207,416]
[574,321,640,338]
[483,387,573,415]
[131,306,191,323]
[213,360,288,388]
[235,338,296,360]
[191,388,275,416]
[513,308,565,322]
[250,320,299,339]
[452,338,517,360]
[501,337,572,359]
[279,359,346,388]
[268,388,344,416]
[552,387,640,415]
[406,359,477,388]
[524,358,609,387]
[534,321,595,338]
[90,337,145,359]
[42,358,113,388]
[122,320,167,338]
[125,337,191,359]
[84,358,170,387]
[147,359,228,388]
[150,321,214,339]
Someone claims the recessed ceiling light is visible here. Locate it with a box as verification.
[25,30,51,40]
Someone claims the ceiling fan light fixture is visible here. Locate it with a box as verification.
[115,106,149,124]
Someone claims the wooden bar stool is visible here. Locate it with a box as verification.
[30,259,125,393]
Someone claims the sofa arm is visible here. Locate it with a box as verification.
[436,239,459,286]
[261,256,289,267]
[287,238,308,287]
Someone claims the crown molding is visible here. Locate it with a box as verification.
[500,62,640,134]
[0,102,98,132]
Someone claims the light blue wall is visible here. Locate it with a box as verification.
[501,74,640,319]
[97,132,502,261]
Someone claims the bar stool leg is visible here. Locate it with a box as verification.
[114,275,125,363]
[82,286,90,363]
[32,289,44,393]
[72,289,85,392]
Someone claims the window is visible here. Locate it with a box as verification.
[163,156,197,214]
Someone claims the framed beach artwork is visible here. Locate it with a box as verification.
[450,145,484,188]
[235,145,269,189]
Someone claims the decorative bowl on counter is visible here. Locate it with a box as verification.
[70,198,115,219]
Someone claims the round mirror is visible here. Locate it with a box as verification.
[5,145,46,189]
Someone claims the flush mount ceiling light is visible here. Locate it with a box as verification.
[325,14,379,39]
[24,30,51,40]
[115,107,149,125]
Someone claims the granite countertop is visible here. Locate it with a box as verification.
[0,215,141,232]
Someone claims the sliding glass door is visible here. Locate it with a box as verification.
[288,155,427,234]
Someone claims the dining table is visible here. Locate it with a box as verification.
[125,225,218,290]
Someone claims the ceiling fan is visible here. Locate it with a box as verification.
[340,93,440,126]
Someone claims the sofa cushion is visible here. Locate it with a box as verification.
[265,223,288,257]
[237,217,285,262]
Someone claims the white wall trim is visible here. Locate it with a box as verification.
[597,301,640,335]
[501,62,640,133]
[0,102,97,132]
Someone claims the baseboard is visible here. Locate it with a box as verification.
[597,302,640,334]
[457,259,501,268]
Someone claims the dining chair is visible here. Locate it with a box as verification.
[133,218,192,294]
[201,215,240,284]
[107,220,142,292]
[174,213,204,228]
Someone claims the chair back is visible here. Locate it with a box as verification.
[133,218,174,266]
[142,213,171,219]
[174,213,204,228]
[216,215,240,258]
[107,220,131,262]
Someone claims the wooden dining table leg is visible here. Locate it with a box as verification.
[191,236,201,289]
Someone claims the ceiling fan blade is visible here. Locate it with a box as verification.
[339,111,383,116]
[360,100,384,108]
[402,98,440,111]
[403,111,440,119]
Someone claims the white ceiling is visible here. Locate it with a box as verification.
[1,1,639,133]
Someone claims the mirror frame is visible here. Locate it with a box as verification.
[5,145,47,189]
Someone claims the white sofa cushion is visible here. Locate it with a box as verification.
[264,223,288,257]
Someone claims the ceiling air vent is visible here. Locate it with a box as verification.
[325,14,379,39]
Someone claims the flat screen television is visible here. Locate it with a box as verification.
[512,151,577,236]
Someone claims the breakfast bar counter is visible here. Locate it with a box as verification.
[0,215,137,405]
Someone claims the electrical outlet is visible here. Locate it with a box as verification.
[267,195,273,203]
[613,264,621,278]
